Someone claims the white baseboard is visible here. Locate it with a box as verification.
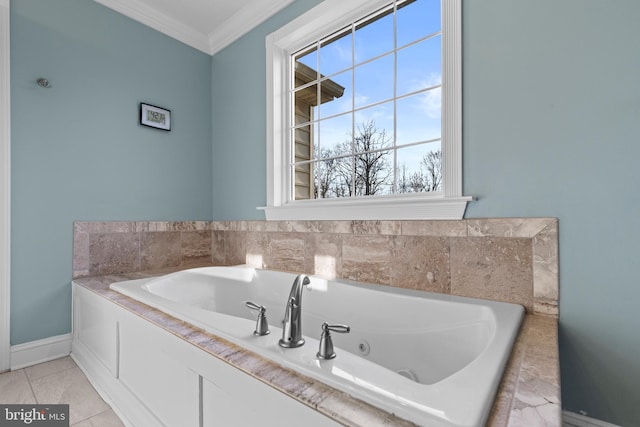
[563,411,621,427]
[10,333,72,370]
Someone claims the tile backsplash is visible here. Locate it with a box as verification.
[73,218,558,317]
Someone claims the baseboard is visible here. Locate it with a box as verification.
[563,411,621,427]
[10,333,72,370]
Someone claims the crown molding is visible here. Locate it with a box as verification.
[93,0,210,54]
[208,0,294,55]
[94,0,294,56]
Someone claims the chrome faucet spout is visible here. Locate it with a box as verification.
[279,274,310,348]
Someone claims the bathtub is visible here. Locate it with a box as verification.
[109,266,524,427]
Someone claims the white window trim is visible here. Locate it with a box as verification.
[263,0,470,220]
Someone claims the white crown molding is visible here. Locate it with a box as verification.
[93,0,294,55]
[93,0,210,54]
[208,0,294,55]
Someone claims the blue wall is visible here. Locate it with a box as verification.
[211,0,323,219]
[210,0,640,425]
[10,0,212,344]
[463,1,640,425]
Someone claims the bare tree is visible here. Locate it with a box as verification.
[314,121,441,197]
[313,147,339,199]
[397,163,412,193]
[335,120,392,196]
[421,150,442,192]
[397,149,442,193]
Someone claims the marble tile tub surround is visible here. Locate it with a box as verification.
[73,221,213,278]
[73,218,558,316]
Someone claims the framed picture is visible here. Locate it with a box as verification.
[140,103,171,131]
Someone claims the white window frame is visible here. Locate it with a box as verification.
[263,0,470,220]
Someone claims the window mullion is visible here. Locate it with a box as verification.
[315,40,321,199]
[350,22,356,197]
[392,0,398,194]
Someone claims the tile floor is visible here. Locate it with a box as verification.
[0,356,124,426]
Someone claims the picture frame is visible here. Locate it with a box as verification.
[140,103,171,131]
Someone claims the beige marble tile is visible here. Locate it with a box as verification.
[76,222,136,234]
[400,220,468,237]
[181,230,212,264]
[391,236,450,292]
[209,221,228,231]
[248,220,277,232]
[225,221,250,231]
[226,231,249,265]
[25,356,77,381]
[508,404,561,427]
[487,317,528,426]
[532,221,559,316]
[285,220,322,233]
[211,230,225,265]
[316,220,353,234]
[351,220,401,235]
[450,237,534,310]
[30,367,109,425]
[172,221,210,231]
[136,221,168,232]
[263,232,306,272]
[0,369,36,404]
[317,391,418,427]
[139,231,181,270]
[304,233,343,279]
[467,218,553,238]
[73,224,90,278]
[342,235,392,285]
[89,233,140,276]
[138,221,208,232]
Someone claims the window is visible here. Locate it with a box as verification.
[264,0,469,220]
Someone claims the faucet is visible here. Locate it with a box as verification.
[279,274,310,348]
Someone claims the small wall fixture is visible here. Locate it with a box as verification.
[36,78,51,88]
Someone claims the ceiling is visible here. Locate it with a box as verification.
[93,0,294,55]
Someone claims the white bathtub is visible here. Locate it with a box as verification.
[110,266,524,427]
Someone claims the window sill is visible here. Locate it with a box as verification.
[258,194,473,221]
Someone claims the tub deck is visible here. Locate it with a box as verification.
[73,266,561,427]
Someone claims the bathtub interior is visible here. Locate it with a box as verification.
[135,267,500,385]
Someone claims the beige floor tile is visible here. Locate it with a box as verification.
[71,409,125,427]
[25,356,77,381]
[0,369,36,404]
[30,366,109,425]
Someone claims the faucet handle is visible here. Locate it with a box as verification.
[245,301,270,336]
[317,322,350,360]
